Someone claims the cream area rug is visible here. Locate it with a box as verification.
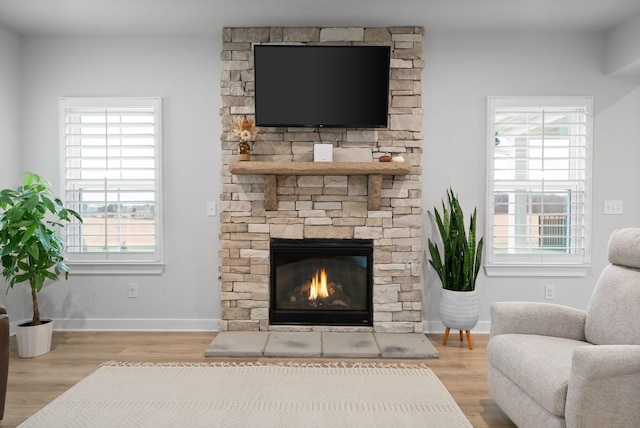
[19,362,472,428]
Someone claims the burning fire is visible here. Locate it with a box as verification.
[309,268,330,300]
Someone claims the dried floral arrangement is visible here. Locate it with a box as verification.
[229,117,259,143]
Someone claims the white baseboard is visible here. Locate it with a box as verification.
[10,318,490,335]
[10,318,220,335]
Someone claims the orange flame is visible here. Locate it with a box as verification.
[309,268,329,300]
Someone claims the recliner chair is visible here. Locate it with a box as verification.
[487,228,640,428]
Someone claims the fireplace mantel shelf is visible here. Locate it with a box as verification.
[229,161,412,210]
[229,161,412,176]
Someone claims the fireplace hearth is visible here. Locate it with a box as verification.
[270,238,373,326]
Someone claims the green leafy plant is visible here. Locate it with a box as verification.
[428,187,483,291]
[0,172,82,326]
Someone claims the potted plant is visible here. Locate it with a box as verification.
[427,187,483,349]
[0,172,81,357]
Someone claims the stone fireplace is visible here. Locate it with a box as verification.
[219,26,424,333]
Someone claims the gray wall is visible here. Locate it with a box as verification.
[423,33,640,331]
[1,25,639,332]
[0,24,24,320]
[12,35,222,330]
[0,24,21,185]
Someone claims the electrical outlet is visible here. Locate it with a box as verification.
[545,284,555,300]
[603,200,623,215]
[128,283,138,299]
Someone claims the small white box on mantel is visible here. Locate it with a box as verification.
[313,144,333,162]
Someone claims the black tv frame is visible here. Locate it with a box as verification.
[254,44,391,129]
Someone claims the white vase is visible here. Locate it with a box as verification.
[439,289,479,331]
[16,320,53,358]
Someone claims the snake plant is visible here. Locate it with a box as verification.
[428,187,483,291]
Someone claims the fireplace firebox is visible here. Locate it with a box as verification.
[270,238,373,326]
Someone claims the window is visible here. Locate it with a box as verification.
[59,97,163,274]
[485,97,593,276]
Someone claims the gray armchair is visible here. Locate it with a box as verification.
[487,228,640,428]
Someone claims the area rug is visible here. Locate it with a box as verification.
[19,362,472,428]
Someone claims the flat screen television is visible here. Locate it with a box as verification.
[254,45,390,128]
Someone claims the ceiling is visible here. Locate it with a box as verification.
[1,0,640,37]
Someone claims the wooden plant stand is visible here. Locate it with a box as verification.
[443,327,474,350]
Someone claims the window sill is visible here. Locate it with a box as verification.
[484,263,590,277]
[67,261,165,275]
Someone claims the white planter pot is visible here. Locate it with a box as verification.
[16,320,53,358]
[439,289,479,331]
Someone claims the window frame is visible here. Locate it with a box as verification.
[58,97,164,275]
[485,96,593,277]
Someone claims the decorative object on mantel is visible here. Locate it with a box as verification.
[428,187,483,350]
[391,155,405,162]
[313,143,333,162]
[229,116,259,161]
[378,155,391,162]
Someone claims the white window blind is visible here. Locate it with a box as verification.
[485,97,592,276]
[59,97,163,273]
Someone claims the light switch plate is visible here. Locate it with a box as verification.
[206,201,217,217]
[603,200,623,215]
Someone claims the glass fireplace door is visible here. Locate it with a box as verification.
[270,239,373,326]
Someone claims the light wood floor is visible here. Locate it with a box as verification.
[2,332,516,428]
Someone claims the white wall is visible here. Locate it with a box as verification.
[422,32,640,332]
[18,35,222,330]
[0,24,21,186]
[0,24,25,319]
[8,28,640,333]
[605,14,640,83]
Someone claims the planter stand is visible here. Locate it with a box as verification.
[442,328,474,350]
[439,288,479,350]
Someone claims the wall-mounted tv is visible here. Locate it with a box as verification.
[254,45,390,128]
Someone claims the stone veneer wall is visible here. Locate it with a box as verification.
[219,27,424,333]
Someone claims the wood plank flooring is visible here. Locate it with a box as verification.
[2,332,515,427]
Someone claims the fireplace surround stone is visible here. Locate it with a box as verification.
[219,26,424,333]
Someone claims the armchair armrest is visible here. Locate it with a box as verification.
[566,345,640,428]
[490,302,586,341]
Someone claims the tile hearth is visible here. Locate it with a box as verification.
[205,331,439,359]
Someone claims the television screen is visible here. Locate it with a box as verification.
[254,45,390,128]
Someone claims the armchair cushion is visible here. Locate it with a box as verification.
[488,334,592,417]
[607,227,640,269]
[585,265,640,345]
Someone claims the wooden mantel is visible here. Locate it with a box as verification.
[228,161,412,210]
